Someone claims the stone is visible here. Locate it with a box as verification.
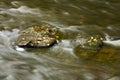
[76,34,103,50]
[15,23,60,48]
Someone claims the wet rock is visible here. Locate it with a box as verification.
[74,34,120,63]
[76,35,103,50]
[15,23,60,48]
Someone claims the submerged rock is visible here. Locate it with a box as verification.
[15,23,60,48]
[74,45,120,63]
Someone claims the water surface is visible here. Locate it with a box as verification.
[0,0,120,80]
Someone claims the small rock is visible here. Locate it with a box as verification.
[76,35,103,50]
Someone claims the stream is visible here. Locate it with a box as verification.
[0,0,120,80]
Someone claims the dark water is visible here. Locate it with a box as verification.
[0,0,120,80]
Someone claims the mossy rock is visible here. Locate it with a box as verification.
[15,23,61,48]
[75,34,103,50]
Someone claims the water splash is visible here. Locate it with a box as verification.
[103,33,120,47]
[0,6,41,16]
[0,29,19,51]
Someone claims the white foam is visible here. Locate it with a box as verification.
[103,33,120,47]
[0,29,19,39]
[104,33,111,41]
[62,11,70,16]
[61,40,71,47]
[15,46,25,52]
[9,6,40,14]
[104,40,120,47]
[0,6,41,16]
[11,1,22,8]
[51,40,77,57]
[107,26,113,30]
[60,26,80,32]
[0,29,19,51]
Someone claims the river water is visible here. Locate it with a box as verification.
[0,0,120,80]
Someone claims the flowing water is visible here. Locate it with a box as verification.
[0,0,120,80]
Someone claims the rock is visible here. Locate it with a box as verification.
[76,35,103,50]
[74,35,120,62]
[15,23,60,48]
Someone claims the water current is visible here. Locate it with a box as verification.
[0,0,120,80]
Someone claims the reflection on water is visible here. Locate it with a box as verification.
[0,0,120,80]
